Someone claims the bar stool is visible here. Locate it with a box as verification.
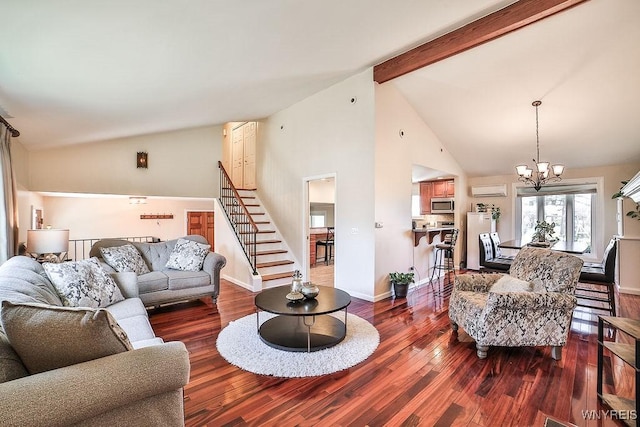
[315,227,335,265]
[429,229,459,296]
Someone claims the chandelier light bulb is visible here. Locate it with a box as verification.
[515,101,564,191]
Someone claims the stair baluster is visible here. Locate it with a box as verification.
[218,161,258,274]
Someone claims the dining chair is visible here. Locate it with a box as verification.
[479,233,511,272]
[575,238,617,316]
[489,232,515,261]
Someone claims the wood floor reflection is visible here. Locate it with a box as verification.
[149,275,637,426]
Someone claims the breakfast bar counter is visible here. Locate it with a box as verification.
[412,227,454,247]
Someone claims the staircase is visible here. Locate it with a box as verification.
[218,162,297,287]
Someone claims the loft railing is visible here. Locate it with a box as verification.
[218,161,258,274]
[68,236,159,261]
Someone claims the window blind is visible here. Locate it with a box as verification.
[516,183,597,196]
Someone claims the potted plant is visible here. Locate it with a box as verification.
[532,220,556,243]
[476,203,501,221]
[490,206,501,221]
[613,180,640,221]
[389,272,414,298]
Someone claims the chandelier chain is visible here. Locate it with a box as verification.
[515,100,564,191]
[535,102,540,163]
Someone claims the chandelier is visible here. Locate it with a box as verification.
[515,100,564,191]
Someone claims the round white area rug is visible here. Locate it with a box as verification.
[216,312,379,377]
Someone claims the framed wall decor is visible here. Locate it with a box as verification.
[137,151,148,168]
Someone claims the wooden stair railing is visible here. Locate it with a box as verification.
[218,161,258,274]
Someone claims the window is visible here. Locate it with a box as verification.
[411,195,421,218]
[310,213,326,228]
[516,183,596,254]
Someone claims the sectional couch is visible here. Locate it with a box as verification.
[0,255,190,426]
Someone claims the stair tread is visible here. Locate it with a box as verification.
[257,260,294,268]
[262,271,295,282]
[239,230,275,234]
[252,240,282,244]
[256,249,288,256]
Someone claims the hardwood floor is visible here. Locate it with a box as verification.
[309,263,334,287]
[149,277,638,427]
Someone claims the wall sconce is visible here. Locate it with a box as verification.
[129,196,147,204]
[137,152,148,168]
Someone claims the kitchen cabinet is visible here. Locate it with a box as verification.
[420,182,432,214]
[432,179,455,198]
[420,179,454,214]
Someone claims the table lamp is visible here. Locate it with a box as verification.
[26,229,70,263]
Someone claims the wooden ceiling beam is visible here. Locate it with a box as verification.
[373,0,590,83]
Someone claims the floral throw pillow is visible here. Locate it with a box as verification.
[100,244,150,275]
[43,257,125,308]
[165,238,210,272]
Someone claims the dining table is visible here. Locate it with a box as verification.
[499,239,590,255]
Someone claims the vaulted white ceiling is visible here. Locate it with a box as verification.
[1,0,638,177]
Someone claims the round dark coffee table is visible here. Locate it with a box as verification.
[254,285,351,352]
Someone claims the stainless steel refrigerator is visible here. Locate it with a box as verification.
[466,212,496,270]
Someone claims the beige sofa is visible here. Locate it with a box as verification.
[0,256,190,426]
[90,235,226,307]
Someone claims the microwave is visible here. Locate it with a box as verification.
[431,198,455,214]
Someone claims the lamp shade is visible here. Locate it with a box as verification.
[26,229,69,254]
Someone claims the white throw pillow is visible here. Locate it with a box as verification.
[100,244,150,275]
[43,257,125,308]
[165,238,210,272]
[490,275,534,293]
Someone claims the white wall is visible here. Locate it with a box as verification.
[309,179,335,204]
[42,195,213,242]
[12,125,222,250]
[28,125,223,198]
[257,69,376,301]
[374,82,468,298]
[11,140,29,191]
[16,190,43,243]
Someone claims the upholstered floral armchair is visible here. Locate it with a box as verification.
[449,246,583,360]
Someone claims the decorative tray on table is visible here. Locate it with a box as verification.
[285,291,304,302]
[528,241,551,247]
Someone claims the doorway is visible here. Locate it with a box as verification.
[186,211,214,249]
[306,176,335,287]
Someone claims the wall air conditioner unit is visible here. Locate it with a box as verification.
[471,184,507,197]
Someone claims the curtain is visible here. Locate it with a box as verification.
[0,124,18,263]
